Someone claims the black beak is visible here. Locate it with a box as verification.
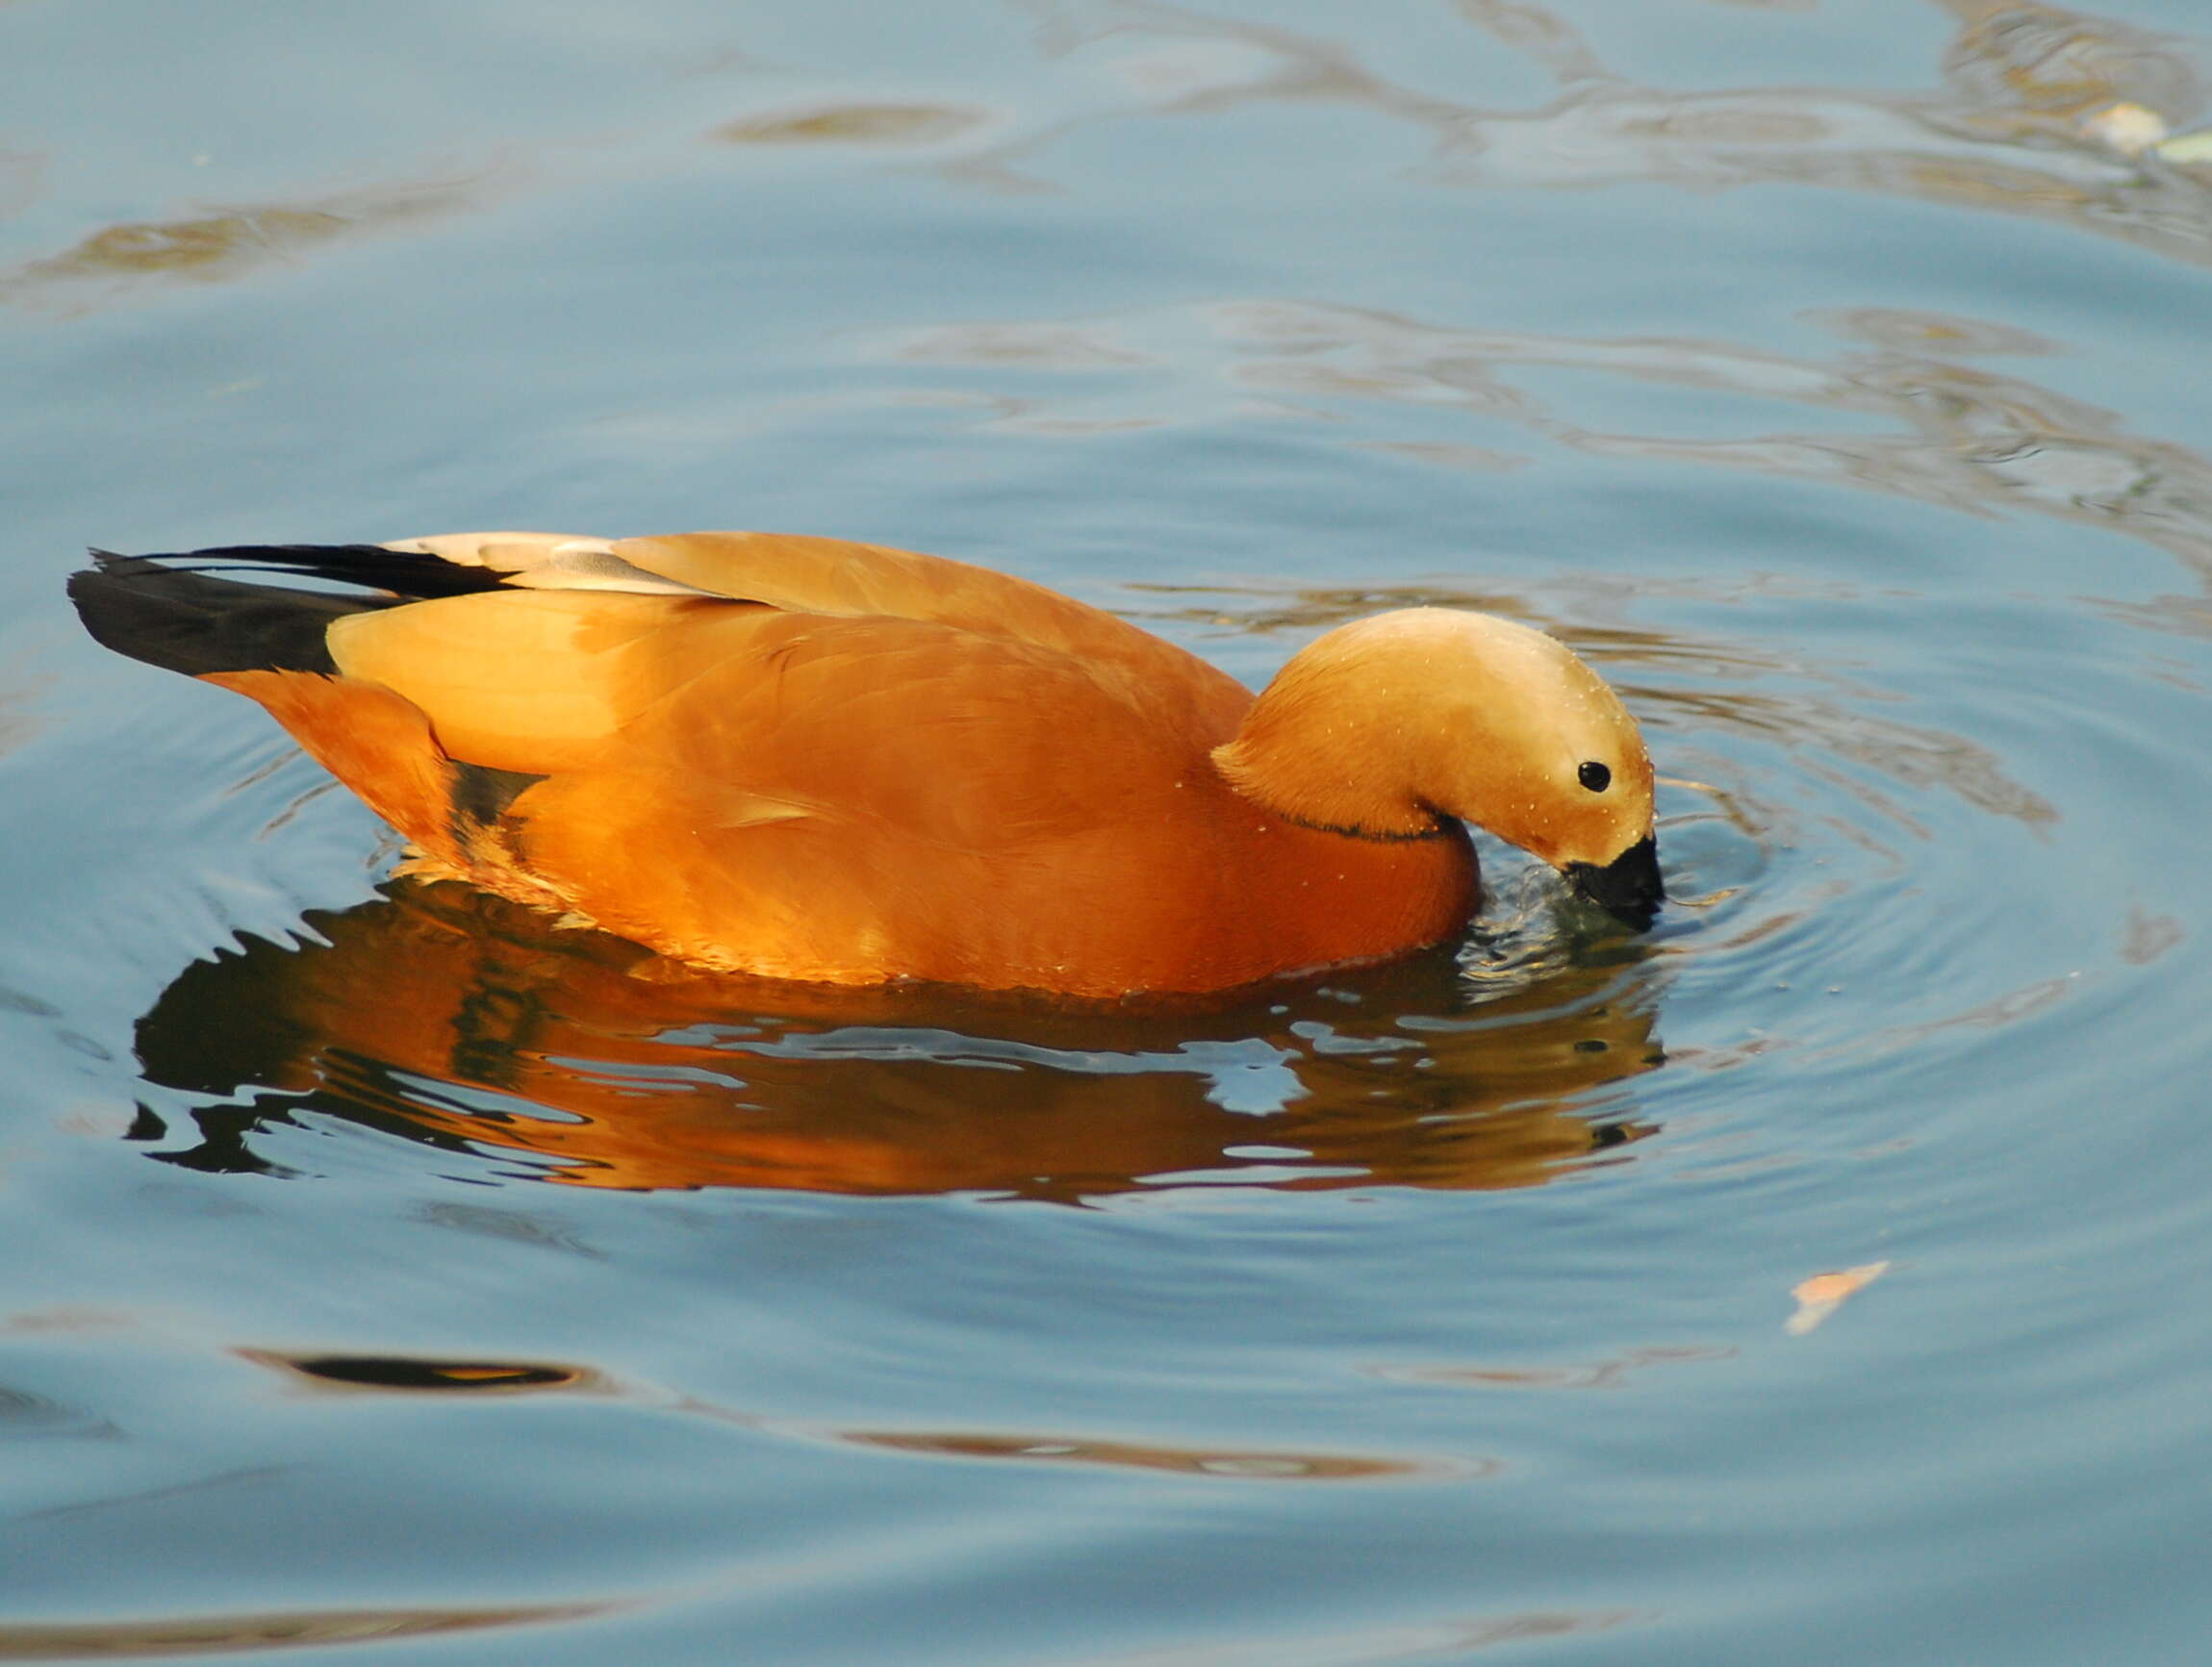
[1563,835,1665,931]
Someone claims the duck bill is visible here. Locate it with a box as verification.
[1563,835,1665,930]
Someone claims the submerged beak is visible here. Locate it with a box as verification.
[1563,835,1665,931]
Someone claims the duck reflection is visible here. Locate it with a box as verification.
[129,880,1663,1201]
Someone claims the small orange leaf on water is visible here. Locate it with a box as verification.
[1786,1260,1890,1334]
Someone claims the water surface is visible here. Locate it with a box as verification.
[4,1,2212,1662]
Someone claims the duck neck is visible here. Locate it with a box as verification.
[1209,633,1450,841]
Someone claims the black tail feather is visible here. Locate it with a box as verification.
[67,543,515,679]
[111,543,516,601]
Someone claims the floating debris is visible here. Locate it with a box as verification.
[1786,1260,1891,1334]
[2080,102,2168,157]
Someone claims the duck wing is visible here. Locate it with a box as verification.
[379,529,1240,728]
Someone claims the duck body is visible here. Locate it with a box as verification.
[69,531,1657,998]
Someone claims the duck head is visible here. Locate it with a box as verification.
[1211,608,1664,929]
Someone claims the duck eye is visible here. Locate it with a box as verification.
[1578,761,1612,793]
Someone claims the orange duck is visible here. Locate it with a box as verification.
[68,531,1662,997]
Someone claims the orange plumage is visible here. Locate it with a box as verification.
[69,530,1662,997]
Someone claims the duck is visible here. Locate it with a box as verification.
[67,530,1662,998]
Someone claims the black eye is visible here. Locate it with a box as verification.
[1578,761,1612,793]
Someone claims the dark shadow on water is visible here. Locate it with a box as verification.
[0,1601,619,1659]
[126,880,1665,1202]
[229,1345,1481,1482]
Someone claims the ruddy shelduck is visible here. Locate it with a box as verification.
[69,531,1663,997]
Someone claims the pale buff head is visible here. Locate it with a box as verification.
[1212,608,1663,925]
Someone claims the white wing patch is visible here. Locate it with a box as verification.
[382,531,717,596]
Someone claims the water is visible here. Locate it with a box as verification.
[4,1,2211,1660]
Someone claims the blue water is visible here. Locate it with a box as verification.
[5,1,2212,1660]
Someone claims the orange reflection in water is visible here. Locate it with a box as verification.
[130,881,1662,1202]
